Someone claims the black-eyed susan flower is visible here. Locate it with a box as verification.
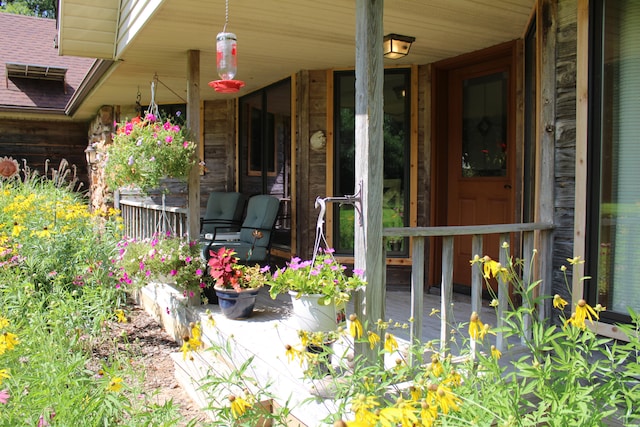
[367,331,381,349]
[229,395,251,419]
[420,400,438,427]
[553,294,568,310]
[468,312,484,340]
[0,331,19,352]
[567,256,585,265]
[0,369,10,385]
[575,299,598,326]
[491,345,502,359]
[430,354,444,377]
[0,316,8,329]
[285,344,303,364]
[115,309,127,323]
[435,384,461,415]
[349,314,363,339]
[384,333,398,353]
[107,377,123,392]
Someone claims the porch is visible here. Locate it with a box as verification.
[122,198,557,425]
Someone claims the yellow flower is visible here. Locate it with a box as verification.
[429,354,444,377]
[0,331,19,351]
[491,345,502,359]
[575,299,598,326]
[567,256,585,265]
[384,333,398,353]
[564,312,583,329]
[0,316,9,329]
[285,344,303,365]
[429,308,440,316]
[349,314,363,339]
[489,299,499,307]
[107,377,123,392]
[420,400,438,427]
[434,384,461,415]
[0,368,10,384]
[367,331,381,349]
[553,294,568,310]
[483,258,501,279]
[115,309,127,323]
[229,395,252,419]
[190,322,202,341]
[468,312,484,340]
[351,393,379,420]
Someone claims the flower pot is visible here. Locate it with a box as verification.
[288,291,346,332]
[215,286,260,319]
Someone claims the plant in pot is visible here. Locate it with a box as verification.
[268,248,366,332]
[113,233,207,303]
[207,247,270,319]
[103,113,197,193]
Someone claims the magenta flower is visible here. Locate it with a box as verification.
[0,389,9,404]
[165,135,173,143]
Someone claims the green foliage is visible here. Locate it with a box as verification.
[268,249,366,305]
[1,0,56,18]
[112,233,209,298]
[0,162,189,425]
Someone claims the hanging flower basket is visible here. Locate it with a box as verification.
[104,113,197,193]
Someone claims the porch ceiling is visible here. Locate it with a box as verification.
[59,0,535,120]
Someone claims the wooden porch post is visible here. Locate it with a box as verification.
[187,50,201,241]
[354,0,385,362]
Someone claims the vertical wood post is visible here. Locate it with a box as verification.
[354,0,384,362]
[187,50,201,241]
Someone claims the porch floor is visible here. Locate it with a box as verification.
[137,282,501,426]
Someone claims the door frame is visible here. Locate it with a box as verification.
[430,40,524,288]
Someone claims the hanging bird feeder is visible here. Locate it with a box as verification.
[209,0,245,93]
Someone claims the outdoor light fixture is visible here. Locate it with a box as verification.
[209,0,245,93]
[383,33,415,59]
[85,144,98,171]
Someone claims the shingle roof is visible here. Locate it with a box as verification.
[0,12,96,113]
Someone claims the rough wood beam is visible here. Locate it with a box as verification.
[187,50,201,241]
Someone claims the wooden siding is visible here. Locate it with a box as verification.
[0,118,89,188]
[200,99,237,214]
[550,0,578,301]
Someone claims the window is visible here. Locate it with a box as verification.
[333,69,411,255]
[587,0,640,321]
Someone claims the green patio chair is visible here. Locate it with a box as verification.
[199,191,247,246]
[202,194,281,264]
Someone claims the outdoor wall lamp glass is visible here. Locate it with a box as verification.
[85,144,98,171]
[383,33,416,59]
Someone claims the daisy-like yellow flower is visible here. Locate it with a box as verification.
[229,395,252,419]
[567,256,585,265]
[0,316,9,329]
[384,333,398,353]
[349,314,363,339]
[575,299,599,326]
[482,258,501,279]
[0,369,10,384]
[429,354,444,377]
[434,384,461,415]
[298,330,310,348]
[107,377,123,392]
[351,393,380,422]
[367,331,381,349]
[489,299,499,307]
[491,345,502,360]
[409,385,422,402]
[553,294,568,310]
[564,312,582,329]
[285,344,303,365]
[420,400,438,427]
[190,322,202,341]
[443,369,462,387]
[115,309,127,323]
[0,331,19,351]
[468,312,484,340]
[594,303,606,313]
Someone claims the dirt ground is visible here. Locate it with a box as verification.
[97,301,211,426]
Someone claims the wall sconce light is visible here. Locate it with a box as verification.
[85,144,98,171]
[383,33,415,59]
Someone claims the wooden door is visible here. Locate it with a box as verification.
[447,56,515,288]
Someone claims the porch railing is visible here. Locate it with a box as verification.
[115,198,189,240]
[383,222,554,360]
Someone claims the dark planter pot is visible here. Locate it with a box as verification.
[214,286,260,319]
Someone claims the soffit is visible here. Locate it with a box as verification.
[58,0,535,120]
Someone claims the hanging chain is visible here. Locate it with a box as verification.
[223,0,229,32]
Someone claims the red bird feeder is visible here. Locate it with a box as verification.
[209,1,245,93]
